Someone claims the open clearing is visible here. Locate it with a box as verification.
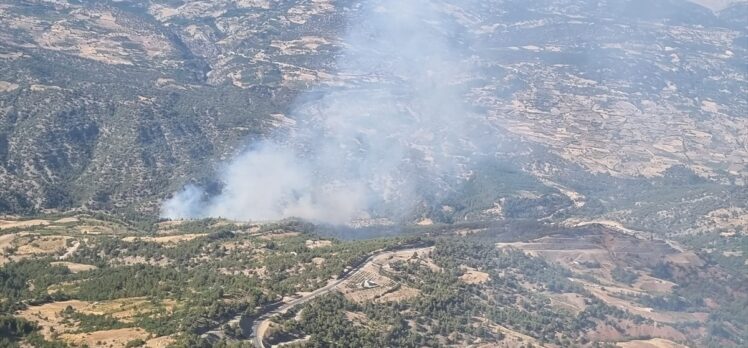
[18,297,176,339]
[50,261,97,273]
[617,338,688,348]
[61,328,150,347]
[0,219,50,229]
[459,266,490,284]
[305,239,332,248]
[17,297,177,347]
[14,234,71,256]
[497,227,711,327]
[340,247,435,303]
[122,233,206,244]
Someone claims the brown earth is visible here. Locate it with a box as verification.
[50,261,97,273]
[617,338,688,348]
[459,266,490,284]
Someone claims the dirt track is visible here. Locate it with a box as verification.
[249,247,430,348]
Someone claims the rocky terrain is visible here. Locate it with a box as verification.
[0,1,746,346]
[0,0,744,226]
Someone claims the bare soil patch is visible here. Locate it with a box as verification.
[54,217,80,224]
[377,247,441,272]
[0,219,50,230]
[459,266,490,284]
[375,285,420,303]
[18,298,175,343]
[122,233,205,245]
[582,282,708,323]
[0,80,19,92]
[0,233,15,250]
[473,318,543,347]
[548,292,588,314]
[345,311,369,327]
[113,255,172,267]
[589,320,685,343]
[339,265,397,303]
[145,335,176,348]
[61,328,150,347]
[14,234,70,256]
[305,239,332,249]
[633,275,676,294]
[259,231,301,240]
[311,257,326,265]
[617,338,688,348]
[50,261,97,273]
[18,300,89,338]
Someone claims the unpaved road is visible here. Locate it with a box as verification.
[250,247,429,348]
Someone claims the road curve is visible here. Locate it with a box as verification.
[250,246,429,348]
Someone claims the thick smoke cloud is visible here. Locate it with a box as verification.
[162,0,492,224]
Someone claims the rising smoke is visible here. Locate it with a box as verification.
[162,0,495,224]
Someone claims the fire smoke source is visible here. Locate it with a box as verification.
[162,0,494,224]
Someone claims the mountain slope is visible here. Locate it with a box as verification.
[0,0,745,237]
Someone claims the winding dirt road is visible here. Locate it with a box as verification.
[249,246,429,348]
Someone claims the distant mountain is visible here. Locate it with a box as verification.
[688,0,747,11]
[0,0,745,237]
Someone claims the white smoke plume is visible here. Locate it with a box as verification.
[162,0,493,224]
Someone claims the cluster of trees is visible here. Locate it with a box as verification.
[60,306,129,333]
[0,316,70,348]
[0,220,418,345]
[0,259,71,312]
[432,238,581,293]
[281,236,611,346]
[297,292,437,347]
[611,266,639,284]
[0,316,36,346]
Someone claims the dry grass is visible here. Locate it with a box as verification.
[377,247,441,272]
[0,233,15,265]
[0,80,19,92]
[50,261,97,273]
[580,280,708,324]
[548,293,588,314]
[345,311,369,327]
[617,338,688,348]
[220,240,256,251]
[472,318,544,347]
[0,219,50,230]
[339,265,396,303]
[145,335,176,348]
[259,231,300,240]
[305,239,332,249]
[155,220,186,231]
[112,255,172,267]
[588,317,687,343]
[61,328,150,347]
[375,285,420,303]
[0,233,15,251]
[54,217,80,224]
[18,300,89,338]
[633,275,676,294]
[459,266,490,284]
[218,266,267,279]
[14,235,70,256]
[18,298,176,344]
[340,248,436,303]
[75,223,116,235]
[271,36,331,55]
[311,257,325,265]
[122,233,205,245]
